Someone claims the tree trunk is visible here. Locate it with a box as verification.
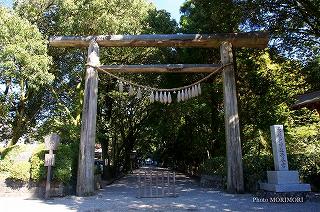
[10,80,27,146]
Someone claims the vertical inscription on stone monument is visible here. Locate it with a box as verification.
[276,126,287,169]
[270,125,289,171]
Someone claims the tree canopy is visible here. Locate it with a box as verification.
[0,7,52,145]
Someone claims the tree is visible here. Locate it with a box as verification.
[302,56,320,91]
[178,1,320,187]
[13,0,178,177]
[243,0,320,58]
[12,0,158,145]
[0,7,52,145]
[180,0,245,33]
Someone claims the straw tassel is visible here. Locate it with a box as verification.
[191,86,195,97]
[129,85,134,96]
[177,91,181,102]
[115,80,202,103]
[198,84,202,95]
[184,89,188,100]
[119,82,123,93]
[160,92,163,103]
[188,88,191,99]
[168,92,172,104]
[194,85,198,97]
[163,92,168,104]
[150,92,155,103]
[137,87,142,99]
[181,90,185,101]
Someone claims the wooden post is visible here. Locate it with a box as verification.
[167,171,170,195]
[45,149,53,199]
[173,172,176,197]
[138,171,141,198]
[44,133,60,199]
[220,42,244,193]
[77,40,99,196]
[162,171,164,197]
[156,171,158,197]
[144,171,147,196]
[150,171,152,197]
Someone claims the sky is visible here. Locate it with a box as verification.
[151,0,184,21]
[1,0,12,7]
[1,0,184,21]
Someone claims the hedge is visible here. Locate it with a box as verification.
[201,153,319,192]
[0,143,78,184]
[0,144,32,181]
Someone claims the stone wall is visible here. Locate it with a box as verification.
[0,179,74,198]
[200,175,225,189]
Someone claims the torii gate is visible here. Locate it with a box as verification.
[49,32,269,196]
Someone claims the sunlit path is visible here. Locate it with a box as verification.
[1,169,319,211]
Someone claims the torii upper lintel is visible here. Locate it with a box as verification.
[49,31,268,49]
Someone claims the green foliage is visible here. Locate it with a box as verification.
[0,7,53,145]
[11,0,172,148]
[30,143,78,184]
[242,151,320,192]
[286,120,320,190]
[243,154,274,192]
[302,56,320,90]
[0,7,53,87]
[181,0,320,57]
[0,144,28,161]
[143,9,177,34]
[53,143,78,184]
[0,143,78,184]
[0,144,33,182]
[200,157,226,177]
[180,0,245,33]
[201,152,320,192]
[237,51,310,156]
[289,153,320,181]
[10,161,31,181]
[0,160,10,172]
[30,144,46,181]
[243,0,320,58]
[15,0,153,35]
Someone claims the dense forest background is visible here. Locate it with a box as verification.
[0,0,319,191]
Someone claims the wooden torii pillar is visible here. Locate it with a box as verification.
[49,32,268,195]
[77,40,99,196]
[220,42,244,193]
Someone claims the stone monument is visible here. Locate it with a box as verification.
[259,125,311,192]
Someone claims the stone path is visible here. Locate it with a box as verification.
[0,169,319,211]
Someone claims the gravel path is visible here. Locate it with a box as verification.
[0,169,319,212]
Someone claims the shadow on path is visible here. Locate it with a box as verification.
[1,169,319,211]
